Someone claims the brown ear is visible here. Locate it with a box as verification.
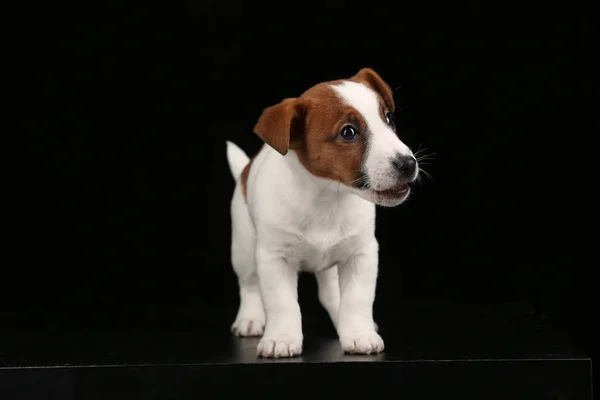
[351,68,395,112]
[253,98,308,155]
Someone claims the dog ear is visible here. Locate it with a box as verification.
[351,68,395,112]
[253,98,309,156]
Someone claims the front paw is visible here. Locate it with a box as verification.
[340,331,384,355]
[257,334,303,358]
[231,318,265,337]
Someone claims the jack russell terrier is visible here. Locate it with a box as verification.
[225,68,419,358]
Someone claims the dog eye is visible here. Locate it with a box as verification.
[385,111,394,126]
[339,125,358,142]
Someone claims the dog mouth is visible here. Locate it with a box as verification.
[370,183,411,197]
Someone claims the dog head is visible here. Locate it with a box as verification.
[254,68,419,207]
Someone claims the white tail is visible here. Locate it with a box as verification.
[225,141,250,180]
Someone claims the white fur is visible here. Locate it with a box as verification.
[226,81,417,358]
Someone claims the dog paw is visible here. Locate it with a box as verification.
[231,318,265,337]
[340,331,384,355]
[257,335,302,358]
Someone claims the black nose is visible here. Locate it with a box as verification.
[392,154,417,177]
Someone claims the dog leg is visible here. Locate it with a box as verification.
[230,186,265,337]
[231,274,266,337]
[337,240,384,355]
[256,249,303,358]
[316,266,340,329]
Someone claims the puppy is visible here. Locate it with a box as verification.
[225,68,419,358]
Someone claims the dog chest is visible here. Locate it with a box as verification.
[291,220,357,272]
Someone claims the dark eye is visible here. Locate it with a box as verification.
[340,125,358,142]
[385,111,394,126]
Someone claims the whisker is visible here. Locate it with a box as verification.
[414,146,431,156]
[417,167,434,182]
[343,177,363,185]
[320,178,337,196]
[416,152,436,159]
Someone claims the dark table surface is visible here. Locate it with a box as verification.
[0,301,589,368]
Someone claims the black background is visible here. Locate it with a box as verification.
[10,1,597,357]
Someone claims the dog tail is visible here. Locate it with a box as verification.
[225,141,250,180]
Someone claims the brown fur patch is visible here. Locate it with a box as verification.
[253,99,308,156]
[293,84,369,188]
